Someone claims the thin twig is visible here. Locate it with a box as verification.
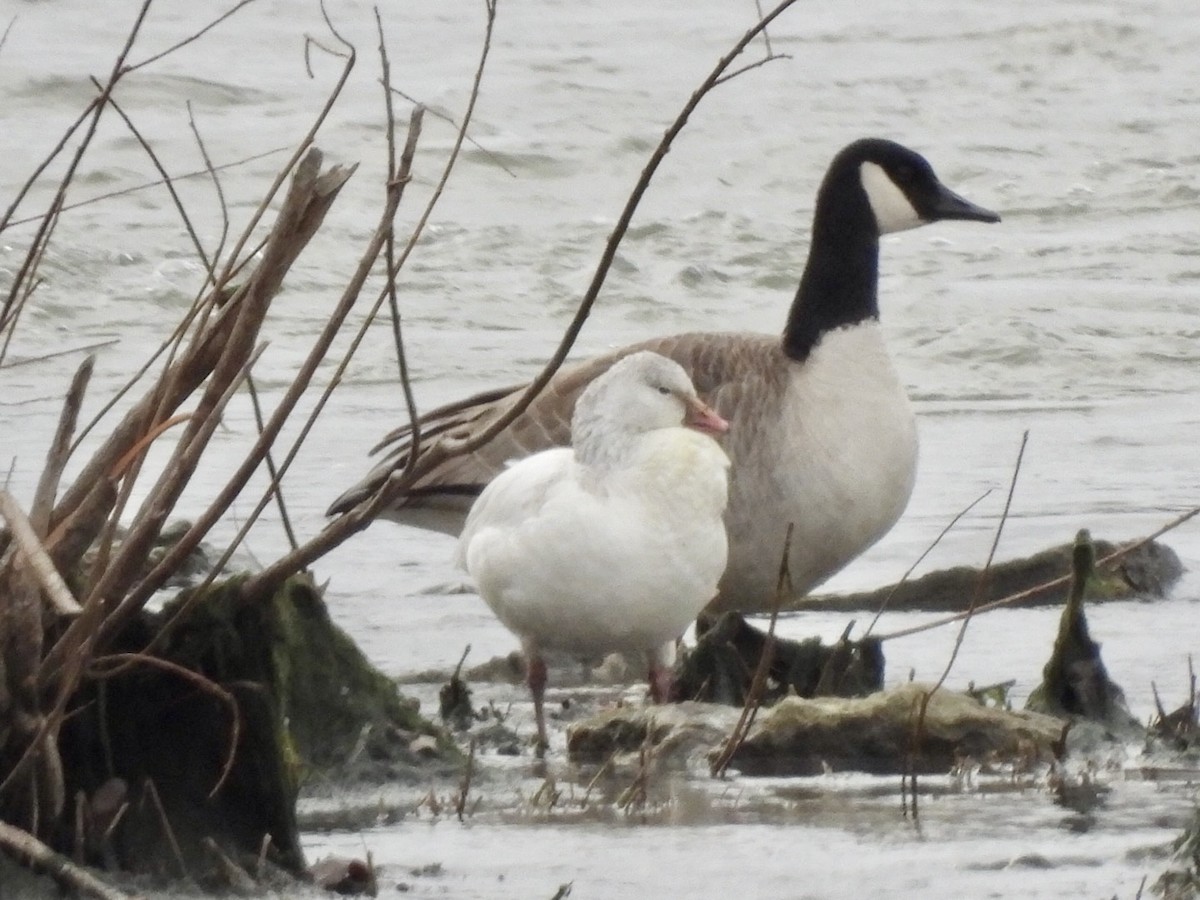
[126,0,259,72]
[0,16,15,59]
[3,148,288,231]
[388,85,517,177]
[431,0,802,465]
[0,100,98,237]
[0,0,153,333]
[905,432,1028,816]
[141,777,190,879]
[930,432,1028,694]
[246,374,300,553]
[186,101,231,293]
[98,81,215,282]
[376,10,426,486]
[711,522,793,778]
[863,488,994,638]
[0,339,118,370]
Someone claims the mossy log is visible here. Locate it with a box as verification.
[568,684,1063,775]
[57,574,452,885]
[798,536,1182,613]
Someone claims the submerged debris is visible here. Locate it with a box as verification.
[672,611,883,705]
[1025,530,1142,739]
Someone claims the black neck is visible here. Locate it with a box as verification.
[782,186,881,362]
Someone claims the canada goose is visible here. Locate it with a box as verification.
[329,138,1000,611]
[455,351,731,750]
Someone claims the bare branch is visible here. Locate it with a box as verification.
[0,340,118,371]
[126,0,259,72]
[406,0,803,471]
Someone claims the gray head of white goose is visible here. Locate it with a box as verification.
[570,351,728,468]
[783,138,1000,361]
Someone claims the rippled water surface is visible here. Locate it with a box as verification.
[2,0,1199,896]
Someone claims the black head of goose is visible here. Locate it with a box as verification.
[328,138,1000,612]
[784,138,1000,362]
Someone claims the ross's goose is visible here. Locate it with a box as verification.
[455,351,731,751]
[329,138,1000,611]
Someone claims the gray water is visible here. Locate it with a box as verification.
[2,0,1199,897]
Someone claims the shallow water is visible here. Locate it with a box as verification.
[2,0,1199,896]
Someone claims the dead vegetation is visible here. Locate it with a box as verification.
[2,0,1198,896]
[0,0,807,893]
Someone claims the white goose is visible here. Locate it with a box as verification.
[455,351,731,750]
[329,138,1000,612]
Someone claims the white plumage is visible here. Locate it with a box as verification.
[456,351,731,750]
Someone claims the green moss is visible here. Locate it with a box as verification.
[157,572,457,782]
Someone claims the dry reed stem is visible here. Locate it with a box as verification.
[0,820,136,900]
[27,357,94,537]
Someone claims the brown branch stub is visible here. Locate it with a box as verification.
[0,820,135,900]
[0,491,82,616]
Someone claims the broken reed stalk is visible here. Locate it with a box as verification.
[141,777,189,881]
[876,502,1200,643]
[28,356,94,537]
[904,431,1028,817]
[0,492,82,616]
[710,522,794,778]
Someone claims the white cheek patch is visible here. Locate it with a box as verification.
[860,161,923,235]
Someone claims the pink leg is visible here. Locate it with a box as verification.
[648,664,673,704]
[647,641,677,704]
[525,651,549,755]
